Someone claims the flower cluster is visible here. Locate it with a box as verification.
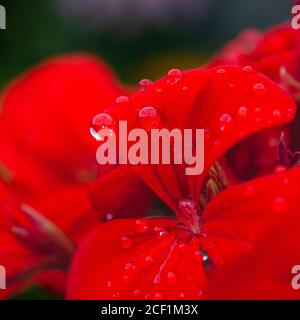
[0,22,300,300]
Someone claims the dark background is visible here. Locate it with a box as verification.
[0,0,292,87]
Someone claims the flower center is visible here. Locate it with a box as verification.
[176,199,202,237]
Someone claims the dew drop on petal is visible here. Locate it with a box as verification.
[154,226,168,239]
[273,165,286,174]
[167,68,183,84]
[218,113,234,132]
[145,256,154,264]
[135,218,148,233]
[105,213,114,221]
[115,95,129,106]
[121,236,133,249]
[272,197,288,213]
[216,68,226,75]
[106,280,113,288]
[167,272,177,287]
[182,86,189,91]
[138,106,163,131]
[252,83,266,96]
[138,79,153,92]
[272,109,282,118]
[90,113,115,141]
[154,292,163,299]
[112,293,120,299]
[153,275,161,284]
[254,107,262,114]
[133,290,141,298]
[123,262,136,274]
[238,106,248,117]
[197,290,204,297]
[243,65,253,72]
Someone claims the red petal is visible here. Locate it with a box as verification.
[0,53,127,199]
[94,66,296,210]
[88,166,155,219]
[68,167,300,300]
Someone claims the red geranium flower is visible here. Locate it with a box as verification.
[209,23,300,181]
[67,66,298,299]
[0,54,152,297]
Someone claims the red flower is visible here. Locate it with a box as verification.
[210,24,300,90]
[209,23,300,181]
[0,54,152,296]
[66,66,298,299]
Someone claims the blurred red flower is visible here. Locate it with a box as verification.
[66,66,298,299]
[0,54,152,297]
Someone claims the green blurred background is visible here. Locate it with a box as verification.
[0,0,292,88]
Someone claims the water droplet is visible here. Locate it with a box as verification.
[154,226,168,239]
[115,95,129,106]
[254,107,262,114]
[145,256,154,264]
[179,292,185,299]
[238,106,248,117]
[156,87,162,93]
[135,218,148,233]
[154,292,163,299]
[167,68,183,84]
[153,275,161,284]
[243,65,253,72]
[122,275,130,283]
[182,86,189,91]
[133,290,141,298]
[218,113,234,132]
[216,68,226,75]
[252,83,266,96]
[272,197,288,213]
[273,165,286,174]
[106,280,113,288]
[112,293,120,299]
[123,262,136,274]
[197,290,204,297]
[90,113,115,141]
[105,213,114,221]
[272,109,282,118]
[121,236,133,249]
[138,106,163,131]
[138,79,153,92]
[167,272,177,287]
